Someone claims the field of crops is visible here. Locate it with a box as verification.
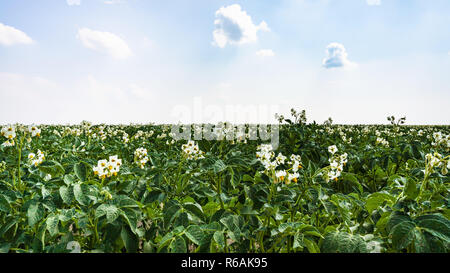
[0,113,449,253]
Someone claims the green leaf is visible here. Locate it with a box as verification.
[242,174,254,182]
[171,236,187,253]
[387,212,412,232]
[158,232,174,252]
[0,195,10,213]
[342,172,363,193]
[213,231,225,248]
[59,209,75,222]
[46,215,59,236]
[38,160,65,178]
[0,218,18,237]
[366,192,395,214]
[412,229,430,253]
[0,243,11,253]
[293,232,304,249]
[174,212,189,228]
[143,241,154,253]
[185,225,204,245]
[184,203,205,222]
[63,174,75,185]
[27,202,45,227]
[41,185,51,199]
[321,232,368,253]
[59,186,73,205]
[120,226,138,253]
[163,203,182,227]
[96,204,120,224]
[114,195,139,208]
[390,221,416,250]
[404,178,419,200]
[303,238,320,253]
[212,159,227,173]
[220,215,241,242]
[73,183,89,206]
[415,214,450,243]
[121,208,138,234]
[74,162,87,182]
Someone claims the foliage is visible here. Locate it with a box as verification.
[0,117,449,253]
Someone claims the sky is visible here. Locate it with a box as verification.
[0,0,449,125]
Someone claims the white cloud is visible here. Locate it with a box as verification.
[366,0,381,6]
[213,4,270,48]
[0,22,33,46]
[77,28,132,59]
[322,43,356,69]
[256,49,275,57]
[66,0,81,6]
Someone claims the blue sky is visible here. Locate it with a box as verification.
[0,0,449,124]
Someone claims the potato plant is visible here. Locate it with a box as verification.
[0,115,449,253]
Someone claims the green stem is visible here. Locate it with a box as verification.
[17,135,25,192]
[258,180,276,253]
[417,170,430,204]
[223,233,228,253]
[212,174,225,210]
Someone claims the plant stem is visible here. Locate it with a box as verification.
[17,135,25,192]
[214,174,225,210]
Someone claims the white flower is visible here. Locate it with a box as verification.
[292,161,302,172]
[94,156,122,178]
[1,125,16,140]
[275,153,287,165]
[29,150,45,166]
[330,161,339,169]
[328,145,338,155]
[275,170,287,182]
[288,172,299,183]
[134,147,149,168]
[28,125,41,137]
[181,140,205,160]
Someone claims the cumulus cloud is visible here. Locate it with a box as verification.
[366,0,381,6]
[66,0,81,6]
[322,43,356,69]
[256,49,275,57]
[77,28,132,59]
[213,4,270,48]
[0,22,33,46]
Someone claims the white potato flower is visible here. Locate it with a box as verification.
[328,145,338,155]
